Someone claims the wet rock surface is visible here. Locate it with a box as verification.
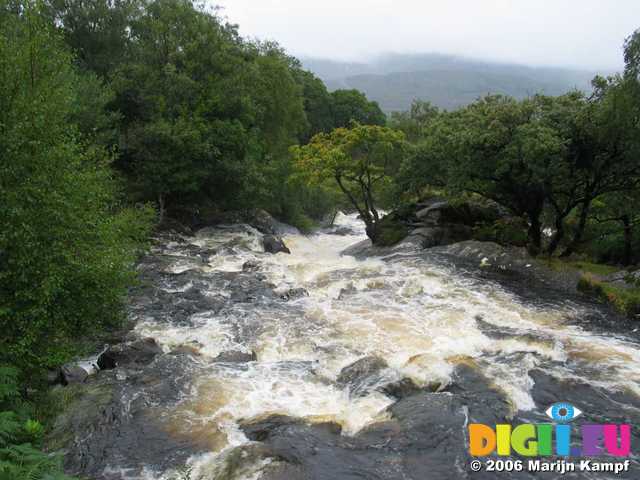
[60,364,90,385]
[239,365,535,480]
[336,356,388,388]
[263,234,291,254]
[48,357,206,478]
[212,350,257,363]
[52,217,640,479]
[97,337,162,369]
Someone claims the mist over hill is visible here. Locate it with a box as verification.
[302,53,601,112]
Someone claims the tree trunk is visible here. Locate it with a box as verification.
[365,221,378,243]
[546,217,565,255]
[561,201,591,257]
[158,194,166,224]
[527,214,542,256]
[623,215,633,266]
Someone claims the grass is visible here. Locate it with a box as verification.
[542,258,619,277]
[540,258,639,319]
[577,273,640,319]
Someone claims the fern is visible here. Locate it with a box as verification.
[0,367,77,480]
[0,368,18,405]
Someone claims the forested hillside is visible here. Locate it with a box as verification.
[303,53,598,111]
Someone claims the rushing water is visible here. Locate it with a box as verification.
[94,213,640,479]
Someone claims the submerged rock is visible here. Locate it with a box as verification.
[280,287,309,301]
[263,235,291,254]
[379,377,422,400]
[336,356,388,388]
[213,350,257,363]
[242,260,260,272]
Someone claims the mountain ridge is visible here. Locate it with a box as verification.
[302,53,603,111]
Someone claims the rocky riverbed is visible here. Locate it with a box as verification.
[48,213,640,479]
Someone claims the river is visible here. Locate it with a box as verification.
[68,213,640,479]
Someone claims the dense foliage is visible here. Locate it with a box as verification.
[292,124,405,241]
[0,1,386,474]
[0,0,154,377]
[392,31,640,260]
[43,0,386,229]
[0,367,72,479]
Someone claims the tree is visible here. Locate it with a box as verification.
[294,69,334,142]
[292,124,406,242]
[389,100,439,142]
[330,89,386,128]
[624,28,640,80]
[590,191,640,265]
[556,76,640,256]
[110,0,256,214]
[0,0,153,375]
[45,0,140,77]
[443,95,566,254]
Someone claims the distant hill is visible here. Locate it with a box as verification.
[302,54,601,112]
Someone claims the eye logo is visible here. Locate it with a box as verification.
[545,402,582,423]
[469,401,631,457]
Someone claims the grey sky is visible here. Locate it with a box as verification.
[213,0,639,71]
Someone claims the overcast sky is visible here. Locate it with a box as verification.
[213,0,639,71]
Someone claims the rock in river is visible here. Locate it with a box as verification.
[97,337,163,370]
[263,235,291,254]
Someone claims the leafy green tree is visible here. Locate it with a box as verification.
[389,100,439,142]
[292,124,405,242]
[294,69,334,142]
[554,76,640,256]
[45,0,141,77]
[0,0,153,375]
[589,191,640,265]
[443,95,566,254]
[110,0,254,214]
[330,89,386,128]
[624,28,640,80]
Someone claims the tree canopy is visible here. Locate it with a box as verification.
[292,124,406,242]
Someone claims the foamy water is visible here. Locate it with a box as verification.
[130,213,640,479]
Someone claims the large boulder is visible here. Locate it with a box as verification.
[248,209,298,236]
[370,197,509,250]
[97,337,163,370]
[47,356,205,478]
[60,364,90,385]
[263,235,291,254]
[233,363,515,480]
[429,240,530,268]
